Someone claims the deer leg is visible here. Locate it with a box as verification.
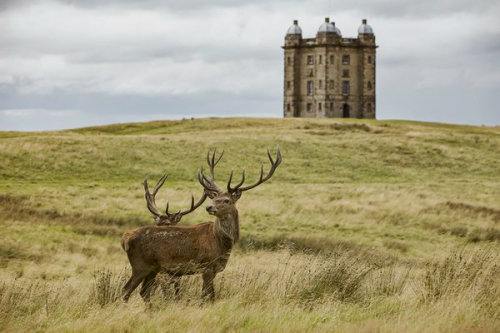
[139,271,159,303]
[122,270,150,302]
[172,277,181,300]
[160,275,171,300]
[201,269,216,302]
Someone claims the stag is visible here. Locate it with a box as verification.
[121,148,282,302]
[142,174,208,298]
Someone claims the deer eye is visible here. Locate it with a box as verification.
[224,199,230,204]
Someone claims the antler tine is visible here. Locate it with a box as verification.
[179,192,208,217]
[144,175,167,218]
[232,147,282,193]
[152,174,167,196]
[206,149,224,181]
[227,169,246,193]
[198,149,224,194]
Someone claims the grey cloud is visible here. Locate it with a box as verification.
[0,0,499,130]
[0,91,280,130]
[57,0,500,18]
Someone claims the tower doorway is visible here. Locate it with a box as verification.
[342,103,350,118]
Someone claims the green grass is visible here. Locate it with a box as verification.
[0,117,499,332]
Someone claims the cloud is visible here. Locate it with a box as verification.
[0,0,499,130]
[1,108,80,117]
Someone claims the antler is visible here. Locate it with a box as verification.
[165,192,207,219]
[227,147,282,194]
[144,174,168,218]
[198,149,224,195]
[144,174,207,225]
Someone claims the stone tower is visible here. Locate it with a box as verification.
[283,18,377,119]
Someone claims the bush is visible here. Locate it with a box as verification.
[422,249,499,303]
[89,269,128,307]
[298,253,373,303]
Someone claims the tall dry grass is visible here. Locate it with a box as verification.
[1,248,497,332]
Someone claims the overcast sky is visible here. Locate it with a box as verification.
[1,0,499,130]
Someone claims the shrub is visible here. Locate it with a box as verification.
[298,253,372,303]
[89,269,128,307]
[422,249,499,303]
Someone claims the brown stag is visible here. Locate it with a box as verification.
[121,148,282,302]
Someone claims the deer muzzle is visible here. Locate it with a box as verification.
[206,205,217,215]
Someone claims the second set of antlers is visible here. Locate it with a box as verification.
[144,148,282,226]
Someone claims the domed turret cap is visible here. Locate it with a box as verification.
[318,17,335,33]
[358,19,374,34]
[286,20,302,35]
[331,21,342,36]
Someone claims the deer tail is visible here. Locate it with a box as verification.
[121,230,138,252]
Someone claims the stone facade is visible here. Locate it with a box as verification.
[283,18,377,119]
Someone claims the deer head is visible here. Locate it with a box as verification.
[144,175,207,225]
[198,148,282,217]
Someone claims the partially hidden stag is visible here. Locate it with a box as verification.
[143,174,208,298]
[121,148,282,302]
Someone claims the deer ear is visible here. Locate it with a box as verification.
[231,191,242,201]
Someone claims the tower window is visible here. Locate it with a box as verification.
[287,103,291,112]
[319,80,322,89]
[329,80,334,89]
[342,69,349,78]
[368,56,372,64]
[307,81,314,95]
[307,103,312,112]
[329,55,334,64]
[319,55,322,64]
[367,81,372,90]
[287,56,291,65]
[319,102,322,111]
[342,81,349,95]
[367,103,373,113]
[330,102,334,110]
[287,81,291,89]
[342,55,350,65]
[307,55,314,65]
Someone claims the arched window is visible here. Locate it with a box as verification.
[287,103,291,112]
[367,81,372,90]
[367,103,372,113]
[368,56,372,64]
[343,104,350,118]
[318,102,322,111]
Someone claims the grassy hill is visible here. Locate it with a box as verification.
[0,118,499,332]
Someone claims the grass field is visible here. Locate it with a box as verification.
[0,117,499,332]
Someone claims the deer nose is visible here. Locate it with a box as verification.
[206,205,214,212]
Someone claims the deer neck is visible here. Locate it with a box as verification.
[214,210,240,252]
